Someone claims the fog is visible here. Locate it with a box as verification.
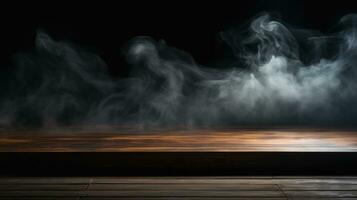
[1,14,357,128]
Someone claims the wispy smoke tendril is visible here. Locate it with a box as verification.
[1,13,357,128]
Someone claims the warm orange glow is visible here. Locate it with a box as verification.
[0,128,356,152]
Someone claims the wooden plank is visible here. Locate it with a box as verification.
[1,177,357,199]
[92,177,357,184]
[0,178,90,184]
[275,179,357,185]
[89,183,278,191]
[84,190,284,197]
[0,184,87,191]
[1,129,357,152]
[281,184,357,190]
[0,191,83,197]
[2,177,357,185]
[285,190,357,197]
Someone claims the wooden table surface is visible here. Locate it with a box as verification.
[0,127,357,152]
[1,129,357,198]
[1,176,357,199]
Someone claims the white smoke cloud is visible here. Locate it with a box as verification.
[1,13,357,128]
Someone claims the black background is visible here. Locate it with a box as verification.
[1,2,357,176]
[1,0,357,77]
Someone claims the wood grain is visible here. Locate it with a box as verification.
[0,128,357,152]
[0,177,357,199]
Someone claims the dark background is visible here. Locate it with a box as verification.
[1,0,357,77]
[1,1,357,176]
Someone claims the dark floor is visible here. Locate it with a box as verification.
[1,177,357,199]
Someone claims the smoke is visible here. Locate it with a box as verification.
[1,13,357,128]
